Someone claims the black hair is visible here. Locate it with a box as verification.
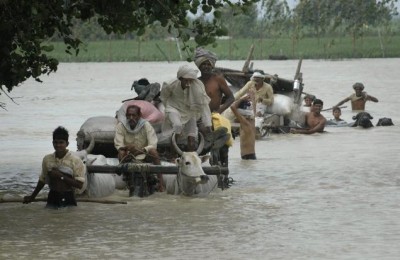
[126,104,142,116]
[304,94,316,101]
[313,99,323,106]
[53,126,69,142]
[137,78,150,86]
[332,107,341,113]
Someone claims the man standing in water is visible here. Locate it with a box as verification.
[23,126,86,208]
[230,95,257,160]
[195,47,235,114]
[334,82,379,111]
[194,47,234,166]
[291,99,327,134]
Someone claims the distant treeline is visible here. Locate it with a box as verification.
[50,34,400,62]
[50,1,400,61]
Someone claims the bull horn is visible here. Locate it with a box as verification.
[171,133,183,156]
[85,135,95,154]
[196,132,205,154]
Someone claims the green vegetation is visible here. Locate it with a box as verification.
[50,33,400,62]
[1,0,399,100]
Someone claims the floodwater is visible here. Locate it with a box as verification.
[1,59,400,259]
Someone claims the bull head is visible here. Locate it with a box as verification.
[73,135,95,163]
[171,132,204,155]
[352,112,374,128]
[170,133,211,195]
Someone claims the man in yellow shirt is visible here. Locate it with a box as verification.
[23,126,86,208]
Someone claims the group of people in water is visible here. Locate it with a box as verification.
[300,82,379,131]
[22,47,382,209]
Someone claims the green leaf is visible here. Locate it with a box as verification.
[202,5,212,13]
[41,45,54,52]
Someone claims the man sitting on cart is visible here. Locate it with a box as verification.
[114,104,164,191]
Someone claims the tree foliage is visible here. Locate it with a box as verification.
[0,0,257,95]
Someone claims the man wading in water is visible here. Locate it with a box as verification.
[290,99,327,134]
[334,82,379,111]
[23,126,86,208]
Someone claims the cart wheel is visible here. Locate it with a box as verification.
[260,126,270,137]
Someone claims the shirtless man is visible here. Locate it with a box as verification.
[334,82,378,111]
[195,48,234,113]
[230,95,256,160]
[195,47,234,165]
[291,99,327,134]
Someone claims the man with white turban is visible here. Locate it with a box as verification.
[160,64,212,151]
[235,72,274,107]
[223,71,274,121]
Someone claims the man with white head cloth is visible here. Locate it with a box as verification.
[160,64,212,151]
[234,71,274,111]
[223,71,274,121]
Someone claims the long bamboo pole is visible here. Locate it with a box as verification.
[0,197,127,204]
[86,164,229,175]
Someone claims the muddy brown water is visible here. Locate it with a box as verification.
[1,59,400,259]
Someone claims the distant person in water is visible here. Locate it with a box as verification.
[291,99,326,134]
[230,95,256,160]
[302,94,315,112]
[23,126,86,208]
[326,107,348,127]
[303,94,315,107]
[334,82,378,111]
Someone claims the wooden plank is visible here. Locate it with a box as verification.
[87,164,229,175]
[242,44,254,73]
[1,197,127,204]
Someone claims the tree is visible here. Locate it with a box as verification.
[293,0,399,54]
[258,0,292,58]
[0,0,257,96]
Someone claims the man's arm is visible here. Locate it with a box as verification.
[233,81,252,100]
[159,82,173,104]
[48,168,84,190]
[261,84,274,106]
[216,76,234,114]
[23,180,45,203]
[230,96,251,126]
[292,116,326,134]
[363,92,379,103]
[114,123,125,151]
[335,97,350,107]
[144,122,158,152]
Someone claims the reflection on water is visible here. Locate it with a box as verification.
[1,59,400,259]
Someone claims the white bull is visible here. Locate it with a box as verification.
[73,137,121,198]
[75,133,219,197]
[162,133,218,196]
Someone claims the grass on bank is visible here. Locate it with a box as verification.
[49,35,400,62]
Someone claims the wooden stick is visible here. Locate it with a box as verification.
[242,44,254,73]
[87,164,229,175]
[321,105,347,112]
[0,197,127,204]
[294,58,303,80]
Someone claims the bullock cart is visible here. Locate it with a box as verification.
[76,121,231,197]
